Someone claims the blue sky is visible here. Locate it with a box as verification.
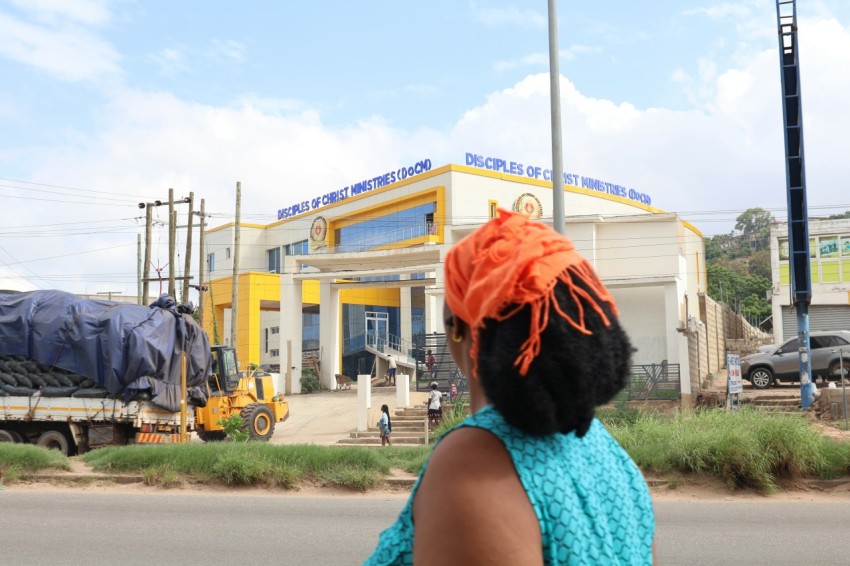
[2,0,850,294]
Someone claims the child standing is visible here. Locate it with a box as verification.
[427,383,443,429]
[378,404,392,446]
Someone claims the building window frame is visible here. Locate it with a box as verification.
[488,200,498,219]
[267,247,281,273]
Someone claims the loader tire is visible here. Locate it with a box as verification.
[197,430,227,442]
[240,403,275,441]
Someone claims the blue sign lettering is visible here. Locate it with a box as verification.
[464,151,652,207]
[275,158,432,220]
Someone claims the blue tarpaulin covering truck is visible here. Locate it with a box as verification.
[0,290,288,455]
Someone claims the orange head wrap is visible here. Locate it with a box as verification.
[444,209,618,377]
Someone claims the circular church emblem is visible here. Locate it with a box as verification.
[512,193,543,219]
[310,216,328,243]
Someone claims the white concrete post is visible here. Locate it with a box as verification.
[319,280,341,391]
[396,373,410,408]
[357,374,372,431]
[281,263,302,394]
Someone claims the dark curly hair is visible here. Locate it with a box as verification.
[475,276,632,437]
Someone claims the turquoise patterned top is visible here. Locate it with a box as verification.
[364,405,654,565]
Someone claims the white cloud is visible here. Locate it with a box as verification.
[456,15,850,224]
[5,13,850,295]
[470,2,546,29]
[0,271,39,292]
[8,0,111,27]
[0,7,120,82]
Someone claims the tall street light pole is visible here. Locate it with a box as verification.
[548,0,565,235]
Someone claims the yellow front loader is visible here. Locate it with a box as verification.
[194,346,289,441]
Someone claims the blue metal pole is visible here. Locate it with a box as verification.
[796,305,813,409]
[775,0,813,409]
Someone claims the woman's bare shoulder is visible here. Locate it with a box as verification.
[413,427,542,565]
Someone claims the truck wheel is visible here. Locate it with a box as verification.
[240,404,275,441]
[36,430,73,456]
[198,430,227,442]
[0,429,23,443]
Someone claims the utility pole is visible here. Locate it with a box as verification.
[139,195,192,303]
[197,198,206,326]
[142,204,152,304]
[548,0,565,235]
[168,188,176,299]
[182,192,194,304]
[137,233,142,305]
[230,182,241,349]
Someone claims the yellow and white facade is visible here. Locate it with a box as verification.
[203,156,706,400]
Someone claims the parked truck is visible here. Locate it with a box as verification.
[0,290,288,455]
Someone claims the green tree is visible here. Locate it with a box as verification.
[735,208,774,235]
[748,249,771,280]
[705,233,735,261]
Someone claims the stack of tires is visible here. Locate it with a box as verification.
[0,355,108,398]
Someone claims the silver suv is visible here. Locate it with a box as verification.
[741,330,850,389]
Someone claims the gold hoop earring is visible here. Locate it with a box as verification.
[451,332,463,343]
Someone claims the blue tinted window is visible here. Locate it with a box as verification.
[286,240,309,256]
[267,247,281,273]
[336,202,436,252]
[302,312,320,351]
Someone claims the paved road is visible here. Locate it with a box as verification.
[0,491,402,565]
[655,500,850,564]
[1,491,849,564]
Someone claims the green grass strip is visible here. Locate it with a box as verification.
[0,443,70,482]
[81,443,431,491]
[604,407,850,493]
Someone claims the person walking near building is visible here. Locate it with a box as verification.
[365,209,654,565]
[378,404,392,447]
[387,355,397,385]
[427,382,443,429]
[426,349,437,381]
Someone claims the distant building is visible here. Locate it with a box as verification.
[203,157,706,404]
[770,218,850,340]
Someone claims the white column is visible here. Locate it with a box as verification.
[319,279,341,390]
[396,373,410,408]
[664,280,692,397]
[425,251,446,334]
[771,294,784,344]
[357,373,372,431]
[400,280,412,351]
[281,261,302,395]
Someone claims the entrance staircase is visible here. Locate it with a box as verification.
[337,406,429,447]
[748,395,801,413]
